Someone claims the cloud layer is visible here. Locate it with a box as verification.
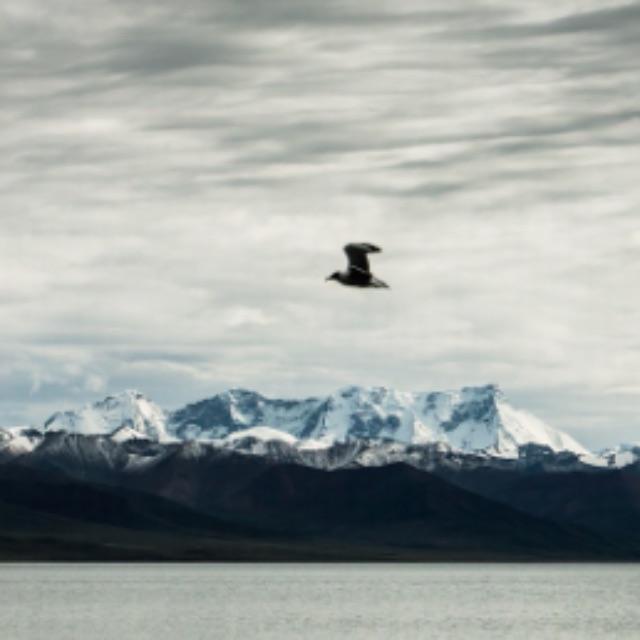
[2,0,639,447]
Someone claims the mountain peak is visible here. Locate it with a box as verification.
[43,391,169,441]
[461,383,502,397]
[33,384,590,460]
[164,383,587,459]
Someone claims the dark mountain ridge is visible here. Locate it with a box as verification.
[0,451,636,561]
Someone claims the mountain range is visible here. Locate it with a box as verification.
[1,384,639,561]
[8,384,630,460]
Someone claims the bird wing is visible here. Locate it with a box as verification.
[343,243,381,273]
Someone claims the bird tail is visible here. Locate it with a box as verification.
[370,276,389,288]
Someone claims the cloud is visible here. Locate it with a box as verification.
[0,0,639,447]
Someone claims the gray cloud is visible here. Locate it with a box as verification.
[1,1,639,447]
[503,3,640,36]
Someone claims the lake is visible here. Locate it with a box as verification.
[0,564,638,639]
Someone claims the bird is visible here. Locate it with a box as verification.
[326,242,389,288]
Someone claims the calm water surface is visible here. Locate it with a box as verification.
[0,563,638,639]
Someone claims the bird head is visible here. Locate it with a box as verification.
[325,271,340,283]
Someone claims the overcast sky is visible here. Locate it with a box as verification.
[2,0,639,447]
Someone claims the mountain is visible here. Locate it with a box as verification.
[0,457,628,561]
[167,384,590,459]
[1,384,639,560]
[0,384,608,473]
[4,384,630,477]
[188,461,624,558]
[0,462,337,561]
[438,465,640,554]
[43,390,169,442]
[168,389,322,441]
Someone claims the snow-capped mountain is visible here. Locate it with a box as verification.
[43,390,169,442]
[2,383,624,470]
[167,384,589,459]
[168,389,322,441]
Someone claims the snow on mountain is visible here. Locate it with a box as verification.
[43,391,170,442]
[167,389,323,440]
[597,443,640,468]
[1,383,632,474]
[110,424,152,443]
[0,426,42,458]
[0,384,595,462]
[168,384,590,459]
[224,426,299,446]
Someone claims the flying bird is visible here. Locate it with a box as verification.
[326,243,389,289]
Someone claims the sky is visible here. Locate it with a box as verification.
[1,0,639,448]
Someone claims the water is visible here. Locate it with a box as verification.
[0,564,638,640]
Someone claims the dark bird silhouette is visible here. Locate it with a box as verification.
[326,243,389,288]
